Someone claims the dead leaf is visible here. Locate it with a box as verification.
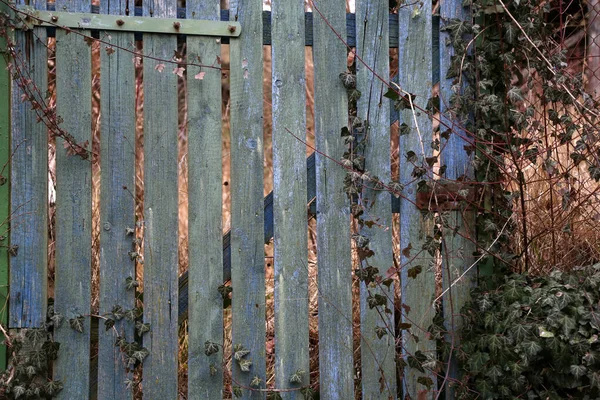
[155,63,165,73]
[194,71,206,80]
[105,46,115,56]
[173,67,185,77]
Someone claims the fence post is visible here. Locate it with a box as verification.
[0,0,10,371]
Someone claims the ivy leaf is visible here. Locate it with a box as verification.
[367,294,387,309]
[468,351,490,371]
[104,317,115,331]
[135,320,151,336]
[210,363,218,376]
[267,392,283,400]
[407,355,425,373]
[45,380,63,395]
[521,340,542,357]
[289,369,305,384]
[204,340,220,356]
[417,376,434,390]
[422,236,439,256]
[232,386,243,398]
[111,305,125,320]
[50,312,64,328]
[375,326,388,339]
[233,344,250,361]
[250,375,262,388]
[238,358,253,372]
[569,364,587,378]
[132,347,149,363]
[69,315,85,333]
[125,277,139,291]
[407,265,423,279]
[538,326,554,338]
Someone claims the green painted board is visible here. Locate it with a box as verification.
[141,0,179,398]
[186,0,223,397]
[97,0,136,397]
[439,0,477,395]
[271,0,308,397]
[15,8,241,38]
[53,1,93,396]
[356,1,397,398]
[0,0,12,369]
[228,0,265,397]
[8,17,48,331]
[312,1,354,398]
[397,5,438,398]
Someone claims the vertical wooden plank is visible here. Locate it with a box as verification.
[229,0,265,397]
[439,0,477,396]
[98,0,136,397]
[141,0,179,397]
[0,0,12,369]
[53,0,92,396]
[356,1,397,398]
[271,0,308,397]
[312,1,354,398]
[398,4,437,397]
[8,0,48,332]
[186,0,223,397]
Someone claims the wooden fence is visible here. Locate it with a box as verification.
[2,0,477,398]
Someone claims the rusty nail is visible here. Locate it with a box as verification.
[173,21,181,30]
[228,25,236,33]
[116,19,125,26]
[51,15,59,22]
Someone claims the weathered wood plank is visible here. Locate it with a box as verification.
[271,0,308,398]
[9,19,48,329]
[228,0,265,397]
[439,1,477,396]
[0,0,14,368]
[53,0,92,395]
[186,0,223,397]
[356,1,397,398]
[97,0,136,397]
[312,1,354,398]
[141,0,179,398]
[397,5,438,398]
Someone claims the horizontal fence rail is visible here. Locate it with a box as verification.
[4,0,473,398]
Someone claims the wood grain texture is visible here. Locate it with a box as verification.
[9,25,48,329]
[0,0,14,369]
[141,0,179,397]
[186,0,223,397]
[53,0,92,393]
[271,1,308,397]
[229,0,265,397]
[98,0,136,397]
[439,1,477,396]
[397,5,438,397]
[356,1,397,398]
[312,1,354,398]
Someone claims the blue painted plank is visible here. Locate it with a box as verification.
[9,10,48,328]
[97,0,136,397]
[186,0,224,397]
[312,0,354,398]
[439,1,478,397]
[271,0,309,398]
[228,0,266,397]
[53,0,93,395]
[356,0,397,398]
[140,0,179,398]
[398,4,438,398]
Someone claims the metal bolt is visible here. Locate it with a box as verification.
[51,15,59,23]
[103,222,112,231]
[173,21,181,30]
[116,19,125,26]
[228,25,236,33]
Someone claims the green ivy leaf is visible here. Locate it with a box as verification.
[250,375,262,388]
[569,364,587,378]
[232,386,243,398]
[289,369,305,384]
[238,358,253,372]
[407,265,423,279]
[375,326,388,339]
[233,344,250,361]
[69,315,85,333]
[204,340,220,356]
